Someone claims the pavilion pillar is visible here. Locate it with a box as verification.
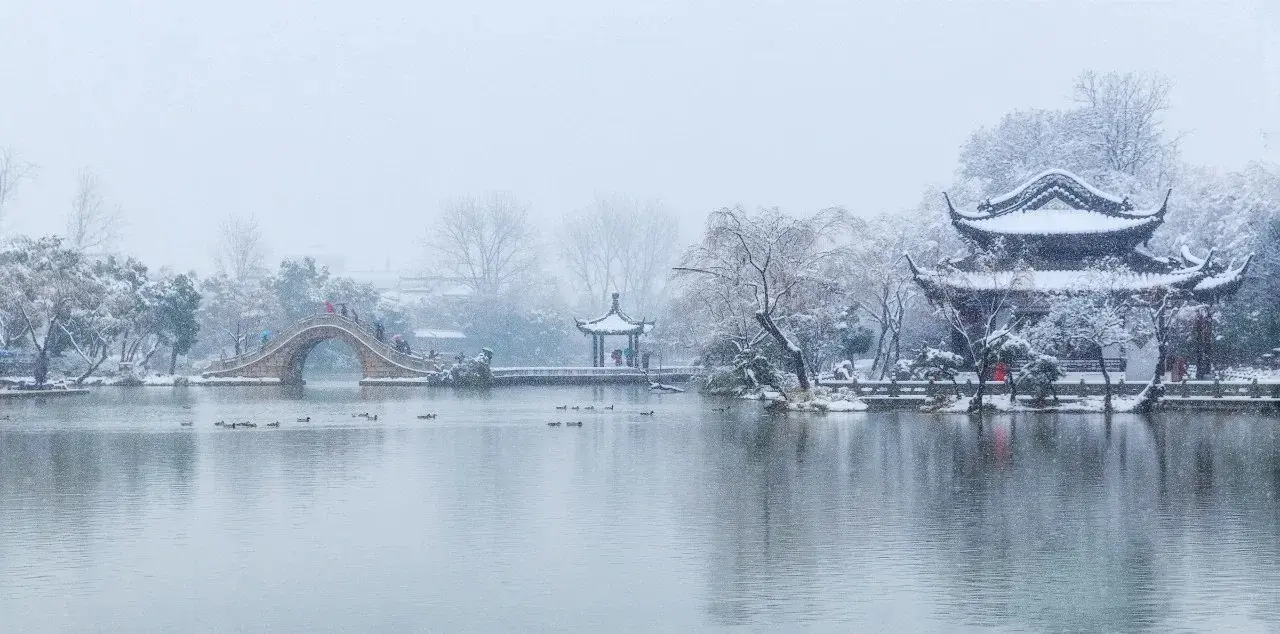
[634,334,641,369]
[590,335,598,367]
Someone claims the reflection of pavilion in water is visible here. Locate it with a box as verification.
[685,413,1280,630]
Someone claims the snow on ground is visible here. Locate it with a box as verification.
[927,393,1146,413]
[359,376,449,385]
[76,374,282,386]
[741,386,870,413]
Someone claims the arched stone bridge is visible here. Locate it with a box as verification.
[201,313,444,384]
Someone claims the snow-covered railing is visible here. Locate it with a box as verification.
[491,367,646,377]
[819,378,1280,400]
[489,366,703,378]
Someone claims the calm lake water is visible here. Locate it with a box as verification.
[3,383,1280,632]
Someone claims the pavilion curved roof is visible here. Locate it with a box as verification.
[945,169,1168,251]
[905,252,1213,295]
[575,292,654,336]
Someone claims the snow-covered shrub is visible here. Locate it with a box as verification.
[907,346,965,382]
[450,348,493,387]
[702,346,780,395]
[1016,354,1063,405]
[831,360,855,381]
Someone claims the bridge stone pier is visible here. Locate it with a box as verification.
[202,313,445,384]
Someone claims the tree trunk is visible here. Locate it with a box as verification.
[33,346,48,387]
[76,348,110,384]
[1098,347,1112,412]
[970,354,988,413]
[755,311,809,391]
[870,321,889,379]
[170,348,179,376]
[1138,301,1170,414]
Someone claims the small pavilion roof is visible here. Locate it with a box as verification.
[575,292,653,336]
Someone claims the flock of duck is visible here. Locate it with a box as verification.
[546,404,657,427]
[173,404,663,430]
[189,411,443,429]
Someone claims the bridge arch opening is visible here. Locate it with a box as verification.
[291,338,365,383]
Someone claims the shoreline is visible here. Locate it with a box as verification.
[0,388,91,399]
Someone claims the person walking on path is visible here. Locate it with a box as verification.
[340,304,348,318]
[374,321,385,342]
[325,300,335,314]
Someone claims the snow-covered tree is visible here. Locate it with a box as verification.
[1131,285,1195,412]
[197,272,276,357]
[839,205,959,378]
[1016,354,1064,407]
[924,249,1029,413]
[65,170,123,254]
[675,206,849,390]
[0,146,36,234]
[214,214,268,283]
[907,346,965,387]
[957,70,1179,206]
[1027,286,1145,411]
[0,236,103,385]
[559,196,678,316]
[155,273,201,375]
[424,192,538,296]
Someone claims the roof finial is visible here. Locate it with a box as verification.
[611,292,620,312]
[1157,188,1172,218]
[942,192,962,222]
[904,253,921,277]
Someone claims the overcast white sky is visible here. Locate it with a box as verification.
[0,0,1276,274]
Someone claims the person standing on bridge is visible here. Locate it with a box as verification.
[374,321,385,342]
[325,300,335,314]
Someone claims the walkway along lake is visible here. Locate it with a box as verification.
[2,384,1280,630]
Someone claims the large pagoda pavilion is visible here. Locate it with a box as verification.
[575,292,654,367]
[906,169,1251,372]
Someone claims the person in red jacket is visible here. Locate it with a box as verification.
[324,300,335,314]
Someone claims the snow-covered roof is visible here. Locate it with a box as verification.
[906,253,1211,294]
[913,267,1205,293]
[575,292,653,335]
[986,169,1127,207]
[1192,255,1252,296]
[946,169,1168,242]
[953,209,1161,236]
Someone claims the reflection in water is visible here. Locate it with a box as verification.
[2,387,1280,630]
